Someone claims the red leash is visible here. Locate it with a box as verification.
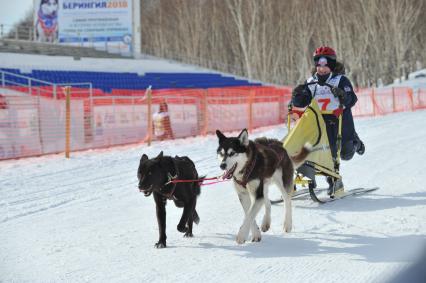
[166,171,233,187]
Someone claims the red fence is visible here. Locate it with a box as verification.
[0,85,425,160]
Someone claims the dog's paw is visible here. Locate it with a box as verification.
[236,225,250,244]
[177,224,188,233]
[251,233,261,242]
[261,217,271,232]
[155,241,167,248]
[184,232,193,238]
[236,235,246,245]
[284,221,292,233]
[236,230,247,244]
[251,226,262,242]
[193,214,200,225]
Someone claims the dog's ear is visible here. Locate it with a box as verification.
[216,130,226,141]
[156,151,164,159]
[140,154,149,162]
[238,129,249,146]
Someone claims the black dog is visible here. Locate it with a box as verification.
[137,151,201,248]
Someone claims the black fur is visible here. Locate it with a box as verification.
[216,131,294,195]
[216,129,311,244]
[137,151,201,248]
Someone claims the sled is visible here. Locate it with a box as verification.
[282,81,346,203]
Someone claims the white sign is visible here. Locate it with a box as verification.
[34,0,133,53]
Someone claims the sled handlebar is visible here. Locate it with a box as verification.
[289,81,344,107]
[305,81,333,88]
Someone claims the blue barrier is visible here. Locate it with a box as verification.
[0,68,260,92]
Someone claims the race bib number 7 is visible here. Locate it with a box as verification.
[317,98,331,111]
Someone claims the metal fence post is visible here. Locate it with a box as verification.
[89,84,94,145]
[248,90,255,133]
[372,88,377,116]
[53,84,57,99]
[147,87,152,146]
[65,86,71,158]
[417,88,421,110]
[408,88,414,111]
[202,89,208,136]
[36,88,44,154]
[392,87,396,112]
[29,78,32,96]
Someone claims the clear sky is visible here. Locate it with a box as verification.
[0,0,34,33]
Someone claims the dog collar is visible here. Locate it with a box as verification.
[160,159,180,200]
[233,176,248,188]
[233,143,257,188]
[37,9,58,35]
[233,142,285,188]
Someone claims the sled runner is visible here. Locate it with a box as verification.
[271,187,379,204]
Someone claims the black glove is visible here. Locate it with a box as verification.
[331,87,345,102]
[292,84,307,97]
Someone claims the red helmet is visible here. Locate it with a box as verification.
[313,46,337,60]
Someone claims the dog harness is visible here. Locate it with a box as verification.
[160,159,180,200]
[161,157,209,199]
[233,151,257,188]
[37,9,58,36]
[233,142,284,189]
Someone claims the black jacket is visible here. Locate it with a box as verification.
[292,73,358,143]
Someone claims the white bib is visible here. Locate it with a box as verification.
[307,75,343,112]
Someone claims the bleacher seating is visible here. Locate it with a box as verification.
[0,68,261,93]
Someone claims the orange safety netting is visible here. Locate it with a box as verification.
[0,85,424,160]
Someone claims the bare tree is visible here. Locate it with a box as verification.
[4,7,34,40]
[132,0,426,87]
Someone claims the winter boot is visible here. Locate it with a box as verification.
[327,177,344,196]
[297,164,316,189]
[354,132,365,155]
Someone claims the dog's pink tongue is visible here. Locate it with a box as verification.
[223,170,232,179]
[223,164,236,179]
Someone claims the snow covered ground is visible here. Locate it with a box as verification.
[1,109,425,283]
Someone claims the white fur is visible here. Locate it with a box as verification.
[304,142,313,151]
[217,149,225,162]
[235,182,262,244]
[227,149,293,244]
[272,170,292,233]
[36,0,58,43]
[224,152,247,178]
[41,0,57,15]
[238,130,249,146]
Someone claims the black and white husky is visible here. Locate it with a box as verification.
[216,129,311,244]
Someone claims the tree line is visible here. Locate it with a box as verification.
[140,0,425,87]
[5,0,424,87]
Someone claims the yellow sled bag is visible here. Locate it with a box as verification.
[283,100,336,175]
